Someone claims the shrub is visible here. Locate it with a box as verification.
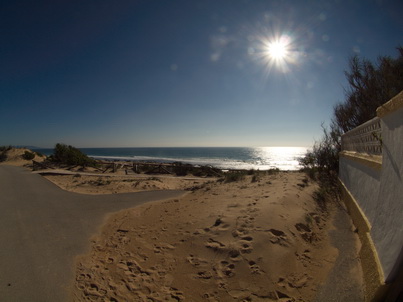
[251,174,259,183]
[312,187,330,211]
[50,143,96,167]
[247,169,256,175]
[267,168,280,175]
[0,146,12,162]
[300,47,402,209]
[0,151,7,162]
[22,151,35,160]
[305,213,314,227]
[35,152,44,157]
[0,145,12,152]
[224,171,246,183]
[172,162,191,176]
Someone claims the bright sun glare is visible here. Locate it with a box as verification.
[267,40,288,60]
[256,34,298,73]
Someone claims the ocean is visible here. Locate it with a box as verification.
[34,147,308,171]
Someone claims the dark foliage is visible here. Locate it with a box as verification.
[0,145,12,152]
[335,47,403,133]
[0,146,12,162]
[301,47,403,204]
[35,152,44,157]
[22,151,35,160]
[0,152,7,162]
[50,143,96,167]
[224,171,246,183]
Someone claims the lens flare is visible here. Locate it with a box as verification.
[252,33,300,74]
[267,39,289,61]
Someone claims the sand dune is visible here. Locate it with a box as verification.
[0,149,361,301]
[72,172,341,301]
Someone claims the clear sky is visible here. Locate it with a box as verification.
[1,0,402,148]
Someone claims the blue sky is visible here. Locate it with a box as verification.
[1,0,402,148]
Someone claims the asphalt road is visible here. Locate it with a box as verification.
[0,165,185,302]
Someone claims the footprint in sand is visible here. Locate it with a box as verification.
[275,290,295,301]
[247,202,257,207]
[202,292,220,301]
[246,207,259,214]
[187,255,208,267]
[106,256,115,264]
[166,288,185,301]
[77,280,107,299]
[239,241,253,254]
[238,215,255,229]
[194,270,213,280]
[267,229,289,246]
[229,248,242,261]
[205,238,226,251]
[248,260,264,274]
[232,228,248,238]
[295,223,318,243]
[277,273,310,290]
[216,260,235,278]
[295,249,313,268]
[193,227,211,235]
[240,235,253,241]
[209,217,231,231]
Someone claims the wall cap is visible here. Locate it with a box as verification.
[376,90,403,118]
[340,151,382,171]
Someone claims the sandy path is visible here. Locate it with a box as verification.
[72,172,361,301]
[0,165,185,302]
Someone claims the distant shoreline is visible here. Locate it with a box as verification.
[32,146,307,171]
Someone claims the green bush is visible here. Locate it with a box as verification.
[22,151,35,160]
[50,143,96,167]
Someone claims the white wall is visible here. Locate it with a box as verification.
[339,157,380,223]
[339,92,403,282]
[372,106,403,282]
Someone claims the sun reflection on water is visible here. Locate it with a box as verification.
[252,146,307,170]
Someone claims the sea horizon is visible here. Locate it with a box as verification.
[33,146,308,171]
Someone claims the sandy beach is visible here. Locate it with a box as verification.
[1,148,363,301]
[71,172,343,301]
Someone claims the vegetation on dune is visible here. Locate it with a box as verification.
[0,146,12,152]
[0,146,12,162]
[49,143,96,167]
[300,47,403,204]
[35,151,44,157]
[22,151,36,160]
[336,47,403,132]
[222,168,279,183]
[0,152,7,162]
[224,171,246,183]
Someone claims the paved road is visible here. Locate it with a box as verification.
[0,165,185,302]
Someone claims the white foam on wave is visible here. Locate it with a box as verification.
[90,153,303,171]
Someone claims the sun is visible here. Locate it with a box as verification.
[251,32,300,75]
[251,33,299,74]
[267,40,288,60]
[264,35,292,64]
